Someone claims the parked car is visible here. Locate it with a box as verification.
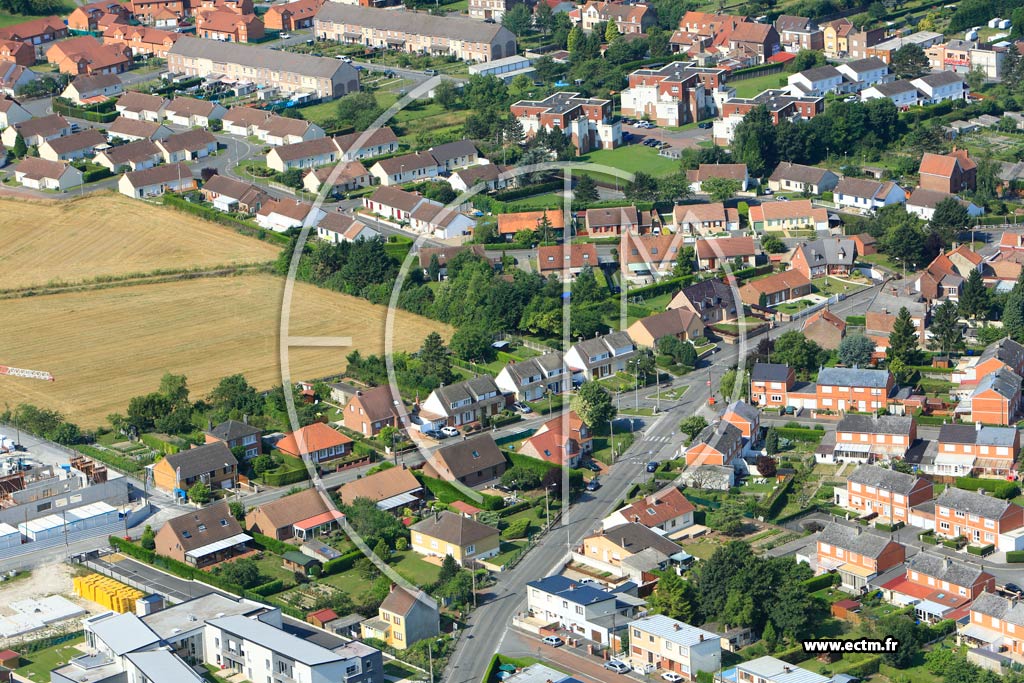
[584,460,601,472]
[440,426,459,437]
[698,121,713,129]
[425,68,439,76]
[1006,582,1023,595]
[421,428,441,439]
[605,660,631,674]
[513,401,533,413]
[279,33,291,39]
[662,673,685,682]
[586,478,601,491]
[646,461,658,473]
[542,636,564,647]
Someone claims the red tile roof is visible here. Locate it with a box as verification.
[276,422,352,456]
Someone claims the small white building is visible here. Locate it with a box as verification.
[0,522,20,549]
[906,187,984,221]
[256,198,325,232]
[861,79,919,108]
[563,331,637,383]
[119,162,196,198]
[13,157,83,191]
[0,96,32,128]
[833,177,906,212]
[525,575,645,646]
[911,72,970,105]
[61,73,123,105]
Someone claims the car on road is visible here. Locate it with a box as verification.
[697,121,713,129]
[542,636,564,647]
[583,460,601,472]
[279,33,291,39]
[646,461,659,473]
[424,68,439,76]
[1006,582,1023,595]
[662,673,685,682]
[440,426,459,437]
[586,478,601,491]
[605,660,631,674]
[777,196,789,201]
[421,429,441,439]
[338,55,353,62]
[513,401,533,413]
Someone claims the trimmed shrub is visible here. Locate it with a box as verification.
[252,532,292,556]
[250,579,284,596]
[801,572,837,592]
[140,433,182,455]
[967,544,995,556]
[498,500,531,518]
[1006,550,1024,563]
[262,466,310,487]
[321,549,364,576]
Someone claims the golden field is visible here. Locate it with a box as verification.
[0,194,280,290]
[0,274,450,427]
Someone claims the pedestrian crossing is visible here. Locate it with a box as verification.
[643,435,672,444]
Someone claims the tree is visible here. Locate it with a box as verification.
[438,554,460,584]
[760,234,786,253]
[433,79,460,109]
[377,425,400,449]
[679,342,697,368]
[566,25,583,53]
[960,269,989,320]
[140,525,156,550]
[625,171,660,201]
[571,266,603,304]
[570,382,617,430]
[373,538,391,562]
[701,176,741,203]
[252,453,274,476]
[504,116,525,146]
[188,481,211,505]
[756,455,777,477]
[789,49,825,72]
[839,334,875,367]
[427,253,442,282]
[768,579,820,641]
[762,621,778,652]
[437,570,475,606]
[707,500,746,535]
[878,614,923,668]
[891,43,930,79]
[679,415,708,440]
[605,19,619,42]
[719,368,748,401]
[502,3,533,35]
[418,331,454,386]
[220,558,261,588]
[628,349,657,385]
[340,498,408,548]
[930,197,970,246]
[228,501,245,521]
[1005,270,1024,342]
[929,300,965,357]
[672,246,696,277]
[501,466,541,490]
[772,330,827,373]
[12,132,26,158]
[574,174,599,204]
[731,105,778,178]
[647,571,696,622]
[336,91,383,132]
[534,0,554,34]
[450,324,494,362]
[888,307,922,366]
[765,427,780,455]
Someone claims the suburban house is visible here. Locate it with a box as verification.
[686,163,750,193]
[722,400,760,440]
[603,485,695,534]
[0,39,36,66]
[156,129,217,163]
[151,441,238,495]
[0,96,31,128]
[620,233,682,283]
[931,424,1020,479]
[574,523,683,580]
[0,16,68,56]
[536,243,599,280]
[420,377,506,428]
[423,434,508,489]
[861,79,920,107]
[585,205,659,236]
[564,331,637,383]
[932,487,1024,551]
[626,614,721,680]
[518,411,592,468]
[0,65,34,99]
[360,584,439,651]
[114,91,167,122]
[833,176,906,211]
[118,163,197,198]
[919,149,978,193]
[953,337,1024,386]
[668,278,739,325]
[497,209,565,240]
[787,64,844,96]
[223,106,271,136]
[342,385,400,437]
[789,237,857,279]
[410,510,500,565]
[200,175,268,215]
[749,362,795,409]
[266,137,340,172]
[369,150,441,186]
[684,421,743,468]
[449,164,509,193]
[12,158,82,191]
[802,308,846,350]
[748,199,829,233]
[256,198,325,232]
[45,36,131,75]
[815,522,906,590]
[275,422,353,465]
[103,25,182,58]
[910,71,969,104]
[906,188,984,221]
[154,501,250,566]
[525,575,645,646]
[164,96,227,127]
[816,367,895,413]
[38,129,106,162]
[626,307,704,348]
[738,269,812,307]
[883,553,995,621]
[363,186,426,222]
[61,73,123,104]
[959,592,1024,659]
[776,15,823,52]
[571,1,655,35]
[1,113,71,147]
[730,658,831,683]
[265,0,325,31]
[835,56,889,88]
[510,91,621,153]
[694,236,756,271]
[834,464,933,523]
[93,139,163,172]
[335,127,400,160]
[494,352,569,402]
[203,418,261,459]
[336,465,422,513]
[408,200,477,239]
[672,203,739,236]
[244,488,336,540]
[955,368,1022,425]
[770,163,839,196]
[303,162,371,196]
[866,288,930,350]
[832,414,917,462]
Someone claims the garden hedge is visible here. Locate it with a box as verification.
[140,433,181,455]
[1007,550,1024,563]
[801,572,837,592]
[252,532,293,556]
[321,549,364,576]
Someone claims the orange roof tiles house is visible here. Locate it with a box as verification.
[626,307,704,348]
[672,202,739,235]
[919,149,977,194]
[722,400,760,439]
[738,268,811,307]
[68,1,131,31]
[265,0,325,31]
[0,39,34,66]
[342,385,401,437]
[802,307,846,350]
[245,487,334,539]
[276,422,353,465]
[496,209,565,238]
[518,410,592,468]
[336,465,422,511]
[196,10,265,42]
[536,243,598,279]
[46,36,131,75]
[748,199,829,233]
[686,163,750,191]
[694,236,756,270]
[103,25,181,58]
[602,484,695,533]
[0,16,67,55]
[620,232,681,283]
[851,233,877,256]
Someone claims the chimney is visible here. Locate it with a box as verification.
[570,582,577,590]
[784,666,791,674]
[698,633,704,641]
[673,623,681,631]
[976,421,982,432]
[243,414,248,425]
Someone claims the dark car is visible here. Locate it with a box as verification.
[1006,583,1023,595]
[698,121,713,129]
[646,461,658,473]
[584,460,601,472]
[586,479,601,491]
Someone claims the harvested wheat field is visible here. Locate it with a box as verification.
[0,194,280,290]
[0,273,450,427]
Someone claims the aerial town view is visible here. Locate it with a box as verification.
[5,0,1024,679]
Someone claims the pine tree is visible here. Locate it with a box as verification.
[928,300,965,357]
[887,307,922,367]
[12,132,26,159]
[574,174,599,204]
[765,427,779,455]
[428,253,441,281]
[1004,269,1024,342]
[763,621,778,652]
[605,20,619,42]
[959,269,989,320]
[536,211,553,242]
[567,25,583,53]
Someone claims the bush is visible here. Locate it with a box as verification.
[252,532,292,556]
[492,180,563,202]
[1007,550,1024,563]
[250,579,285,596]
[801,572,837,592]
[967,544,995,556]
[52,98,118,123]
[139,433,182,455]
[501,518,530,540]
[160,194,289,245]
[321,549,365,576]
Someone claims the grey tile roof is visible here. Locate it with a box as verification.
[795,237,855,266]
[817,366,890,388]
[817,522,895,559]
[914,71,965,87]
[768,161,832,186]
[628,614,719,648]
[843,57,887,73]
[724,400,759,423]
[428,139,477,164]
[846,464,923,494]
[410,510,498,546]
[163,441,237,480]
[208,614,342,665]
[569,332,635,369]
[971,592,1024,625]
[870,79,918,96]
[837,414,914,435]
[600,522,682,557]
[169,36,356,80]
[907,552,987,588]
[980,337,1024,369]
[971,367,1022,399]
[938,424,1018,447]
[797,65,842,82]
[316,4,516,43]
[936,487,1013,519]
[694,421,741,454]
[434,433,507,480]
[751,362,791,382]
[207,419,260,441]
[125,649,204,683]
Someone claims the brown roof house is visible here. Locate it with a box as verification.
[687,163,750,192]
[802,308,846,350]
[151,441,238,496]
[536,243,599,280]
[203,418,262,459]
[360,584,439,650]
[518,410,593,468]
[739,269,812,307]
[423,433,508,489]
[276,422,353,466]
[337,465,423,513]
[342,385,401,437]
[244,487,335,540]
[164,95,227,127]
[767,162,838,195]
[155,501,251,567]
[627,308,705,348]
[694,236,756,270]
[918,149,977,194]
[410,510,500,565]
[602,485,695,534]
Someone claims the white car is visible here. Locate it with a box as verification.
[542,636,564,647]
[662,673,685,682]
[280,33,291,39]
[440,426,459,437]
[605,660,631,674]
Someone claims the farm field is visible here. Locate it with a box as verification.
[0,273,450,427]
[0,194,280,290]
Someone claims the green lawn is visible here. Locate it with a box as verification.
[578,145,682,178]
[646,385,689,401]
[391,550,442,586]
[730,72,790,99]
[678,540,719,560]
[775,299,815,314]
[811,276,869,296]
[859,252,902,271]
[491,540,527,568]
[16,636,85,681]
[0,10,67,28]
[499,192,563,211]
[619,406,657,416]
